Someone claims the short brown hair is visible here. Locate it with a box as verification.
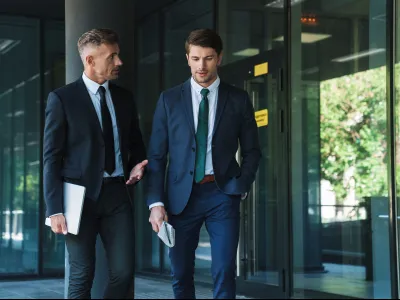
[77,28,119,55]
[185,29,223,55]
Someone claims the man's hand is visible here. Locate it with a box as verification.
[149,206,168,233]
[126,159,148,185]
[50,215,68,235]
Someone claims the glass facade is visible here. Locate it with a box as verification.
[0,16,40,276]
[0,15,65,277]
[3,0,400,299]
[290,0,391,298]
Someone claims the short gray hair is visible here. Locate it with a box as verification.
[77,28,119,55]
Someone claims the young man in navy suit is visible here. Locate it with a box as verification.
[147,29,261,299]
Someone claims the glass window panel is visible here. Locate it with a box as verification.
[218,0,284,66]
[290,0,391,298]
[0,15,40,275]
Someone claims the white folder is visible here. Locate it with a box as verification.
[45,182,86,235]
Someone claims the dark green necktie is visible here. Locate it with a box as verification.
[194,88,210,183]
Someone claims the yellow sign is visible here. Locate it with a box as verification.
[254,62,268,77]
[255,109,268,127]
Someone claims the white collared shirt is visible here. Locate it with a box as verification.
[82,72,124,178]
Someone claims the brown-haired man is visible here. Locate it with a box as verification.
[43,28,147,299]
[147,28,261,299]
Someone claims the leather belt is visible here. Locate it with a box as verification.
[197,174,215,184]
[103,176,125,184]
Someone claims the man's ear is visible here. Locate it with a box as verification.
[86,55,94,66]
[186,53,190,66]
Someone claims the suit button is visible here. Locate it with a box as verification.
[212,144,215,148]
[190,171,193,175]
[192,147,195,152]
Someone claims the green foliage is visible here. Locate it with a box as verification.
[320,66,389,204]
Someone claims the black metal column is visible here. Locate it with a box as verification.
[386,0,399,298]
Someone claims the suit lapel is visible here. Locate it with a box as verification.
[182,79,195,136]
[76,78,104,141]
[213,82,228,137]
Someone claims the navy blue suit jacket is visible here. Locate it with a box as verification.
[146,78,261,215]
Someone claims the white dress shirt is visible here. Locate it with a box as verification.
[149,77,220,210]
[82,72,124,178]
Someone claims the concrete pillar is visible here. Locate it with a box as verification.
[65,0,135,91]
[64,1,135,298]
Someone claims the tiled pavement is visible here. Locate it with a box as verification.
[0,276,252,299]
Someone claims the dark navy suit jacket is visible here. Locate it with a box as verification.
[146,78,261,215]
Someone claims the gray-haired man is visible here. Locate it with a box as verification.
[43,28,147,298]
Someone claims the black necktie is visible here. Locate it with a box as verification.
[98,86,115,175]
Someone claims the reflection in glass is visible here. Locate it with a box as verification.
[290,0,391,298]
[0,16,40,275]
[218,0,284,66]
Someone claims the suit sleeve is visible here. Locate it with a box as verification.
[43,92,66,217]
[239,92,262,190]
[146,92,168,207]
[128,95,147,171]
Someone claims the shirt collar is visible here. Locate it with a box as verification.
[190,76,220,95]
[82,72,109,95]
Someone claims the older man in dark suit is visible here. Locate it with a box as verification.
[43,28,147,299]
